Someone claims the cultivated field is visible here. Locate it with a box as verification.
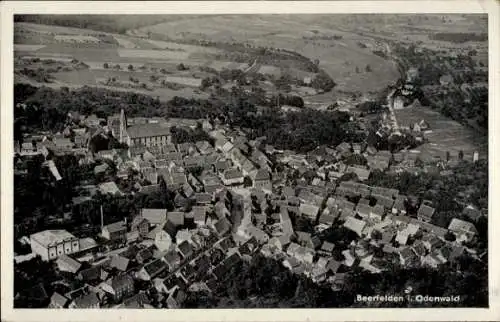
[133,15,401,94]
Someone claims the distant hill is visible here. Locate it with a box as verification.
[14,15,204,34]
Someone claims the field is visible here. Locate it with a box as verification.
[394,106,487,161]
[133,15,401,94]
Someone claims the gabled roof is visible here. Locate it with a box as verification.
[418,204,435,220]
[51,292,69,307]
[448,218,477,234]
[127,123,171,139]
[167,212,185,226]
[141,208,167,225]
[56,255,82,274]
[178,240,193,258]
[109,255,129,272]
[343,216,366,236]
[110,274,134,291]
[73,292,99,308]
[143,259,168,278]
[104,221,126,233]
[214,217,231,236]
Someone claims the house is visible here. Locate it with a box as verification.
[398,247,419,266]
[131,215,149,238]
[299,203,319,221]
[77,266,101,284]
[69,292,100,308]
[102,221,127,242]
[296,231,315,249]
[373,194,394,210]
[109,255,129,272]
[177,240,194,260]
[98,182,123,196]
[166,288,187,309]
[30,229,80,261]
[94,163,109,175]
[319,241,335,256]
[318,207,339,226]
[346,166,371,181]
[355,204,372,219]
[462,205,484,222]
[101,274,135,302]
[392,195,407,215]
[136,246,154,264]
[137,259,168,281]
[343,216,366,237]
[141,208,167,226]
[49,292,69,308]
[191,206,207,227]
[195,193,213,205]
[448,218,478,242]
[56,254,82,274]
[342,249,358,267]
[214,217,231,236]
[253,169,272,192]
[370,204,385,221]
[422,234,445,252]
[154,229,172,252]
[221,168,244,186]
[417,204,435,223]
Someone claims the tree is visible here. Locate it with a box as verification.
[444,231,456,242]
[149,75,159,83]
[177,63,188,71]
[103,62,109,69]
[128,64,134,71]
[365,64,373,72]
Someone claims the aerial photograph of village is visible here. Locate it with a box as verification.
[12,14,488,309]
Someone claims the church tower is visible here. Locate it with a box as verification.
[119,109,127,143]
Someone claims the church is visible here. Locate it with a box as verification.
[108,110,172,147]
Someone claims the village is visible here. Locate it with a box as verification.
[13,97,486,309]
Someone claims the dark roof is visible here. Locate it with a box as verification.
[78,266,100,281]
[178,240,193,258]
[254,169,270,181]
[143,259,168,278]
[127,123,171,139]
[214,217,231,236]
[110,274,134,291]
[136,247,154,263]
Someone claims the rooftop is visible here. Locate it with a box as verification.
[127,123,172,139]
[30,230,76,247]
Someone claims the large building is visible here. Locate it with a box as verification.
[114,109,172,147]
[30,230,80,261]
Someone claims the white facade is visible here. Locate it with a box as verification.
[30,230,80,261]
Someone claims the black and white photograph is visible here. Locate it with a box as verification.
[1,1,499,321]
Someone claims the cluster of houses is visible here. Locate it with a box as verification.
[14,109,486,308]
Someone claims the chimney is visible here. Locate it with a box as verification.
[100,205,104,230]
